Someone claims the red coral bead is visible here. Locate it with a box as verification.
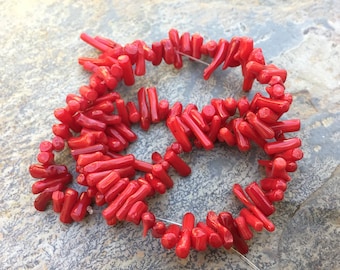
[161,224,181,250]
[141,212,156,237]
[126,201,148,225]
[60,188,78,223]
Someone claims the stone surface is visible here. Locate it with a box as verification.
[0,1,339,269]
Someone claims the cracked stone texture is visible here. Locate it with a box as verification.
[0,1,339,270]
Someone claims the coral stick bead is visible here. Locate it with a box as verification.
[260,178,287,191]
[74,113,106,131]
[147,87,160,123]
[166,116,192,153]
[234,216,253,240]
[83,154,135,174]
[152,221,167,238]
[33,184,63,211]
[102,181,140,221]
[151,41,163,66]
[232,118,250,152]
[191,227,208,251]
[266,189,285,202]
[118,55,135,86]
[126,201,148,225]
[52,190,64,213]
[151,164,174,189]
[115,183,152,221]
[218,212,249,254]
[181,112,213,150]
[197,222,223,248]
[138,87,151,131]
[264,138,302,155]
[175,230,191,259]
[203,39,228,80]
[164,149,191,177]
[104,178,129,203]
[180,32,192,56]
[96,171,121,194]
[31,174,71,194]
[141,212,156,237]
[126,101,141,124]
[206,211,233,250]
[246,111,275,139]
[245,182,275,216]
[60,188,78,223]
[161,224,181,249]
[71,192,92,222]
[191,33,203,59]
[239,208,263,231]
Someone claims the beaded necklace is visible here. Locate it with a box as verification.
[29,28,303,258]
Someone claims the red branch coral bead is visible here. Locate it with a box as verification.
[126,101,141,123]
[164,149,191,177]
[141,212,156,237]
[71,191,92,222]
[197,222,223,248]
[74,113,107,131]
[104,178,129,203]
[102,181,140,221]
[191,227,208,251]
[176,212,195,259]
[203,39,228,80]
[52,190,64,213]
[191,34,203,59]
[115,183,152,221]
[266,189,285,202]
[245,182,275,216]
[152,221,167,238]
[126,201,148,225]
[161,224,181,249]
[96,171,121,194]
[206,211,233,250]
[34,184,63,211]
[39,141,54,152]
[37,151,55,165]
[151,164,174,189]
[118,55,135,86]
[201,104,216,123]
[234,216,253,241]
[166,116,192,153]
[181,112,214,150]
[264,138,302,155]
[31,173,72,194]
[260,178,287,191]
[51,136,65,151]
[147,87,160,123]
[83,154,135,174]
[60,188,78,223]
[246,111,275,139]
[218,212,249,254]
[151,41,163,66]
[138,87,151,131]
[233,184,275,231]
[239,208,263,231]
[233,118,251,152]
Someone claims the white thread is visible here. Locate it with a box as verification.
[232,248,261,270]
[86,206,94,215]
[176,51,210,66]
[155,217,182,226]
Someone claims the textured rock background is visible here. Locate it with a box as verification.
[0,1,339,269]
